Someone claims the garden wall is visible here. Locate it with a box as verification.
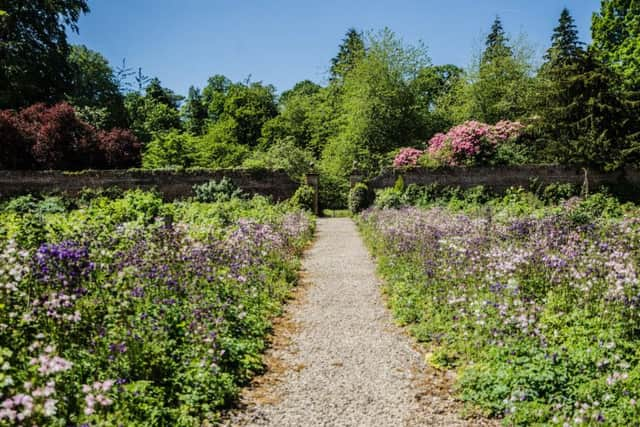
[365,165,640,197]
[0,169,299,201]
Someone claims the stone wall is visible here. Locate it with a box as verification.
[366,165,640,197]
[0,169,299,201]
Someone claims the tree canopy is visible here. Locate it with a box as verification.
[0,0,90,108]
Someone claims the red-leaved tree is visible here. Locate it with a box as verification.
[97,128,141,168]
[0,103,141,170]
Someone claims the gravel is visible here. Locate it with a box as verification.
[226,218,494,427]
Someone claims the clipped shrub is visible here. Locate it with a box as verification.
[348,183,375,213]
[374,188,404,209]
[319,174,348,210]
[290,184,315,211]
[193,177,244,203]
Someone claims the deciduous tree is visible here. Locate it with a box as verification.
[0,0,90,108]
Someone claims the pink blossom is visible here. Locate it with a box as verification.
[393,147,424,168]
[425,120,524,166]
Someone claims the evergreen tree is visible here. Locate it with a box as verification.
[544,8,584,67]
[483,16,513,63]
[330,28,366,82]
[536,9,639,170]
[182,86,208,136]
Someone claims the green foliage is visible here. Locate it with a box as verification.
[193,177,244,203]
[318,174,349,210]
[142,130,196,169]
[330,28,366,82]
[66,45,127,129]
[541,182,579,204]
[348,183,375,213]
[374,188,404,209]
[358,193,640,425]
[181,86,208,136]
[338,28,431,154]
[0,0,90,108]
[2,195,69,215]
[242,138,314,182]
[125,87,182,143]
[393,175,405,193]
[536,47,640,169]
[592,0,640,91]
[3,194,38,213]
[447,39,536,124]
[190,120,250,168]
[259,81,327,155]
[544,8,583,68]
[483,16,513,63]
[221,82,278,147]
[567,192,623,224]
[0,190,314,425]
[289,185,315,211]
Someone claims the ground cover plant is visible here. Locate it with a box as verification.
[358,187,640,425]
[0,188,314,426]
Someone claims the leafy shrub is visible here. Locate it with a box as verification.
[142,130,196,169]
[290,184,315,211]
[374,188,403,209]
[567,192,623,224]
[319,174,348,210]
[348,183,374,213]
[76,187,124,206]
[193,177,244,203]
[35,196,68,214]
[463,185,491,204]
[541,182,579,204]
[3,194,38,213]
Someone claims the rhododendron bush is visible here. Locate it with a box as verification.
[0,190,314,425]
[392,120,524,169]
[392,147,423,168]
[427,120,524,166]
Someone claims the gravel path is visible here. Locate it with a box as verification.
[227,218,492,427]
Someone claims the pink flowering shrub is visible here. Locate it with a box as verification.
[425,120,524,166]
[393,147,424,168]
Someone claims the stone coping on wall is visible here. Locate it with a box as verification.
[0,169,299,201]
[362,165,640,193]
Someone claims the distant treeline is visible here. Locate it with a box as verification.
[1,2,639,183]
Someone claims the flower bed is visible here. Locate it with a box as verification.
[358,199,640,425]
[0,191,313,426]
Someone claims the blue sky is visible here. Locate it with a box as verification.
[69,0,602,96]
